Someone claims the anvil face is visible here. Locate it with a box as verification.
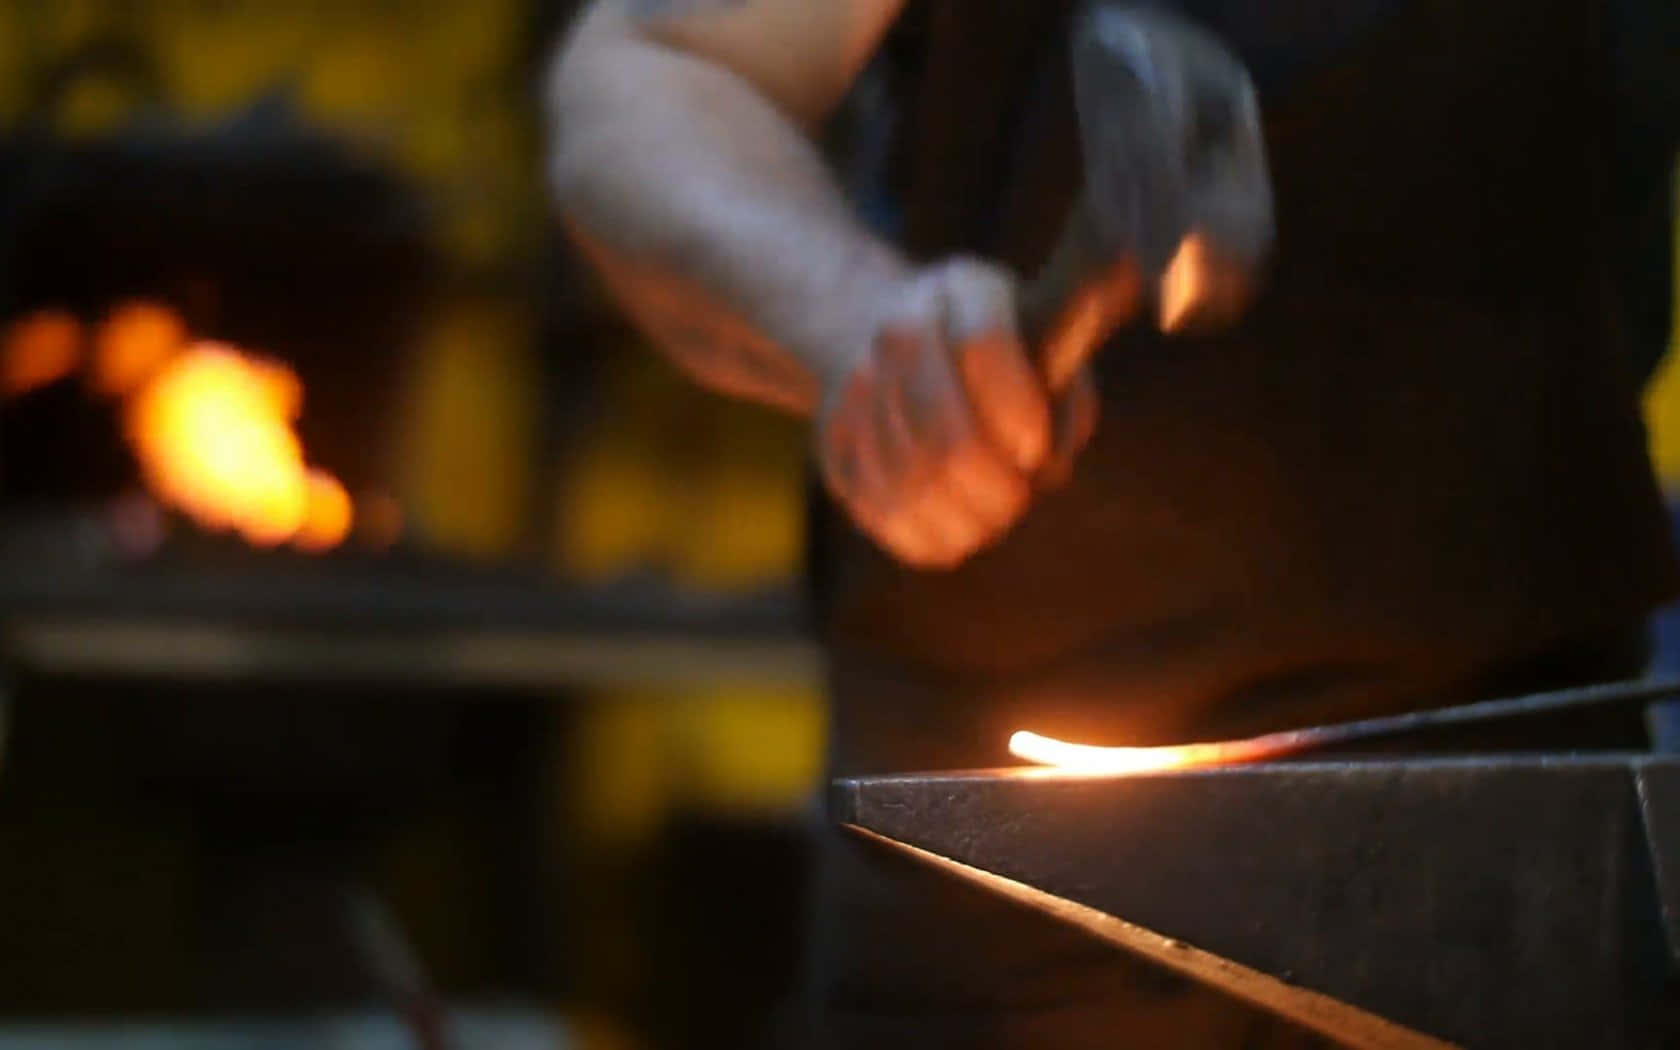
[833,757,1680,1050]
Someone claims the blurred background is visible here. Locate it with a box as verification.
[0,3,1676,1049]
[0,3,818,1047]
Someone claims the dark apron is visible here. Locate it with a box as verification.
[799,0,1678,1044]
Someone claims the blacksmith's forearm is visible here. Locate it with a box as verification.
[547,18,908,414]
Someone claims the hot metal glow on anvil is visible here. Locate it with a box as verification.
[834,737,1680,1048]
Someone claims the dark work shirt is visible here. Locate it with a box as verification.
[813,0,1680,772]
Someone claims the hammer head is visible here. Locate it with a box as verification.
[1074,6,1273,329]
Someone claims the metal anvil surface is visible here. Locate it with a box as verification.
[832,756,1680,1049]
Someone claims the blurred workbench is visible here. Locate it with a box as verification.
[0,544,818,691]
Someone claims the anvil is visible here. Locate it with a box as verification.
[832,754,1680,1049]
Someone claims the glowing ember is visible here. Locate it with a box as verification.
[2,310,83,397]
[296,469,353,552]
[1008,729,1297,775]
[8,297,353,553]
[124,342,349,551]
[92,300,187,397]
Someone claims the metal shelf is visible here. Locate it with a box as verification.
[0,550,819,690]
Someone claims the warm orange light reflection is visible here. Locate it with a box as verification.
[124,342,348,551]
[2,310,82,397]
[92,300,186,397]
[1008,729,1294,775]
[1158,234,1211,333]
[1157,232,1251,334]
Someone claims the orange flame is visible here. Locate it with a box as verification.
[124,342,351,550]
[296,469,353,552]
[92,300,187,397]
[1008,729,1296,776]
[6,298,356,553]
[2,309,83,397]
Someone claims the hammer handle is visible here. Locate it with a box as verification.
[1018,194,1141,395]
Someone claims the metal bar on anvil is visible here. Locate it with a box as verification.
[832,756,1680,1050]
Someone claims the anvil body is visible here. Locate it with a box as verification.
[833,756,1680,1049]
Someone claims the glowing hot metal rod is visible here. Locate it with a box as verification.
[1008,676,1680,774]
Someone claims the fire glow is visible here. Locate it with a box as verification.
[125,341,351,549]
[3,300,354,551]
[1,310,82,397]
[1008,729,1300,775]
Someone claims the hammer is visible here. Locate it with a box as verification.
[1022,6,1275,393]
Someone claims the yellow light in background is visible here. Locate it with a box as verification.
[1642,159,1680,490]
[567,691,676,849]
[668,410,807,592]
[92,300,186,397]
[1,309,82,397]
[401,300,536,559]
[676,685,825,814]
[567,684,825,848]
[554,439,668,582]
[54,74,144,137]
[301,30,408,128]
[141,3,311,117]
[0,4,22,126]
[555,353,809,589]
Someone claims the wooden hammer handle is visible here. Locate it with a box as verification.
[1018,194,1141,395]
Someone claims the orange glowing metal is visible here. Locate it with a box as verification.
[124,342,349,551]
[1012,681,1673,775]
[2,309,83,397]
[1008,729,1299,776]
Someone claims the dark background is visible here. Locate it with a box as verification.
[0,3,819,1047]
